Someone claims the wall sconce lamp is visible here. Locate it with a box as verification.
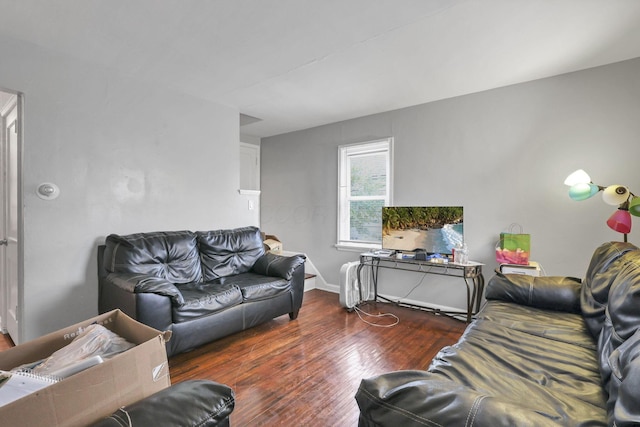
[564,169,640,242]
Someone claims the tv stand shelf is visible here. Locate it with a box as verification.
[358,253,485,323]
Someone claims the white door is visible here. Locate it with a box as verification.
[1,93,21,344]
[239,142,260,191]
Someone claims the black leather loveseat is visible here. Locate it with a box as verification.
[356,241,640,426]
[98,226,306,357]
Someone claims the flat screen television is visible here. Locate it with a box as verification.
[381,206,463,254]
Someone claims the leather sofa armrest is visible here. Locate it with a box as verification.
[485,272,582,313]
[605,328,640,426]
[89,379,235,427]
[105,273,184,305]
[357,371,567,427]
[251,252,306,280]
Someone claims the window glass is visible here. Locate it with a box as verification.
[349,153,387,197]
[338,138,393,249]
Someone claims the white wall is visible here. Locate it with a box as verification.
[261,58,640,310]
[0,35,255,342]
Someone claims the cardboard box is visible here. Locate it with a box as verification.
[0,309,172,427]
[263,233,283,254]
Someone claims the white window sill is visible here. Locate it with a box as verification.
[335,242,381,253]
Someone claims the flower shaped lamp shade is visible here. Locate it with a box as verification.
[630,197,640,216]
[564,169,593,187]
[607,209,632,234]
[602,185,630,205]
[564,169,638,242]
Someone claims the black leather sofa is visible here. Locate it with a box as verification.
[90,379,235,426]
[98,226,306,357]
[356,241,640,426]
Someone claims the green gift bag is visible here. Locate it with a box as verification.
[496,225,530,265]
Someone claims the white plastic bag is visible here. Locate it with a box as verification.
[32,324,135,377]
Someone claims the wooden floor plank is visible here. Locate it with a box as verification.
[0,332,14,351]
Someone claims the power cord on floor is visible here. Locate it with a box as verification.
[353,305,399,328]
[351,270,431,328]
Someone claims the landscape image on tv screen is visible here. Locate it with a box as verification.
[382,206,464,254]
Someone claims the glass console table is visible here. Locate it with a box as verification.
[358,253,485,323]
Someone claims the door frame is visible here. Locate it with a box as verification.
[0,90,24,343]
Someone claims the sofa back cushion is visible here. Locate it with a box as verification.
[197,226,265,281]
[581,241,638,338]
[582,242,640,423]
[103,231,202,284]
[605,327,640,425]
[604,250,640,347]
[598,250,640,395]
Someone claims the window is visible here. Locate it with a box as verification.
[337,138,393,249]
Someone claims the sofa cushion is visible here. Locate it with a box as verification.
[197,227,265,281]
[202,273,290,303]
[486,273,582,313]
[462,303,603,413]
[233,273,290,302]
[173,283,243,323]
[476,300,597,350]
[103,231,202,284]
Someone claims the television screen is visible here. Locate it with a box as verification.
[381,206,464,254]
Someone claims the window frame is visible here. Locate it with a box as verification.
[336,137,394,251]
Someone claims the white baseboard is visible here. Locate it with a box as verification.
[315,283,466,318]
[377,292,466,316]
[314,282,339,293]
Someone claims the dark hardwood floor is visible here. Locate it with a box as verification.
[169,289,466,426]
[0,290,466,426]
[0,332,13,351]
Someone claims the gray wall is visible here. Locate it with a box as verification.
[261,58,640,309]
[1,35,255,342]
[240,134,261,146]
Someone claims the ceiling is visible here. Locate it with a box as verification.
[2,1,640,138]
